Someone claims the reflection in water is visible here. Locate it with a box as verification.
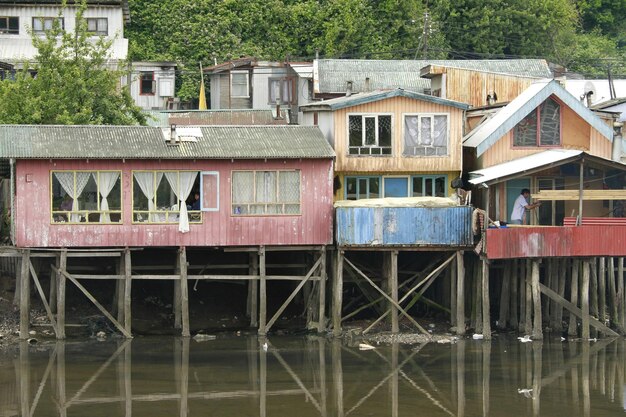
[3,336,626,416]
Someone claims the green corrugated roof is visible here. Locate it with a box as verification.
[0,125,335,159]
[316,59,552,94]
[300,89,469,111]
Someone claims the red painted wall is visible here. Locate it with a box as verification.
[486,226,626,259]
[15,159,334,248]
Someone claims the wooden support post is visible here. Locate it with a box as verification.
[179,247,190,337]
[455,251,465,336]
[590,258,598,322]
[248,252,259,328]
[510,259,518,329]
[482,258,491,340]
[555,259,567,333]
[619,258,625,334]
[531,259,542,340]
[116,257,125,325]
[123,249,132,337]
[389,250,399,334]
[19,250,30,340]
[498,260,510,330]
[258,246,267,336]
[519,259,526,332]
[318,246,327,333]
[174,252,181,330]
[599,257,607,324]
[525,260,532,335]
[56,250,67,340]
[333,250,344,338]
[50,256,58,314]
[451,255,457,327]
[609,257,618,330]
[581,259,591,340]
[569,259,580,337]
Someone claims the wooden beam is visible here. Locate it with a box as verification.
[531,260,542,340]
[456,251,465,336]
[569,259,580,337]
[28,260,58,335]
[179,247,190,338]
[389,250,399,334]
[535,189,626,200]
[56,250,67,340]
[318,247,327,333]
[258,246,267,336]
[52,265,132,338]
[581,259,591,339]
[123,249,132,337]
[19,250,30,340]
[248,252,259,328]
[333,250,344,338]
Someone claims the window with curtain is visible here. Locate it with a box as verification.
[348,115,392,155]
[403,114,448,156]
[231,70,249,98]
[51,171,121,223]
[32,17,63,34]
[132,171,201,227]
[268,78,294,104]
[513,98,561,147]
[231,170,300,215]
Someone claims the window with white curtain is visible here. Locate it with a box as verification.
[132,171,201,226]
[268,78,294,104]
[231,70,249,98]
[231,170,300,215]
[403,114,448,156]
[51,171,121,223]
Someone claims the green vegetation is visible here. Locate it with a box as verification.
[0,0,145,125]
[125,0,625,102]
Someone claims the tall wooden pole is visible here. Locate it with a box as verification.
[56,250,67,340]
[180,247,190,337]
[498,260,510,330]
[258,246,267,336]
[568,259,580,337]
[318,246,327,333]
[531,259,542,340]
[123,249,132,337]
[455,251,466,336]
[248,252,259,328]
[482,258,491,339]
[333,250,344,337]
[599,257,607,324]
[390,250,399,333]
[19,250,30,340]
[581,259,591,339]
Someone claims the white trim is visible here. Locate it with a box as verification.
[230,69,250,98]
[346,112,394,156]
[200,171,219,212]
[401,112,450,157]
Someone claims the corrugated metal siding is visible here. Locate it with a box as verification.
[332,96,464,173]
[15,158,334,247]
[336,206,473,247]
[486,226,626,259]
[0,125,335,159]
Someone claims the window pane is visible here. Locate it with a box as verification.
[100,175,121,210]
[346,177,357,200]
[256,171,276,203]
[420,117,432,145]
[412,177,424,196]
[369,178,380,198]
[232,72,248,96]
[269,80,279,103]
[540,98,560,146]
[514,110,538,146]
[404,116,419,155]
[364,117,376,145]
[378,116,391,147]
[349,116,362,147]
[232,171,253,204]
[133,176,149,211]
[358,178,368,200]
[99,18,107,33]
[435,176,446,197]
[433,115,447,153]
[384,178,409,197]
[424,178,433,196]
[33,18,43,31]
[282,79,291,103]
[87,19,97,31]
[155,173,176,210]
[278,171,299,203]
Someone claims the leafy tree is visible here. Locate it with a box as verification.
[0,0,145,125]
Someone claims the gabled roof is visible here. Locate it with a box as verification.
[314,59,552,94]
[0,125,335,160]
[463,80,614,157]
[299,88,469,111]
[468,149,626,186]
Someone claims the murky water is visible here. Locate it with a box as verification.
[1,335,626,416]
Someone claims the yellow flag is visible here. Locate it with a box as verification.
[198,78,207,110]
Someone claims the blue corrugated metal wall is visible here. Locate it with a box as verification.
[336,206,473,247]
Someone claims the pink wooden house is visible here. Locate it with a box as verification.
[1,125,335,248]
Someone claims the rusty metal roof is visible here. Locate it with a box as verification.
[0,125,335,159]
[145,109,289,127]
[315,59,552,94]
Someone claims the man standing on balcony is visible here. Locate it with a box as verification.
[510,188,541,225]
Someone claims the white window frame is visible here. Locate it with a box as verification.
[231,170,301,216]
[402,113,450,157]
[200,171,219,212]
[86,17,108,36]
[230,70,250,98]
[347,113,393,156]
[32,17,63,34]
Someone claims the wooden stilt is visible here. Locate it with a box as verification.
[333,250,344,338]
[568,259,580,337]
[455,251,465,336]
[609,257,617,330]
[389,250,399,334]
[318,246,327,333]
[50,256,58,314]
[543,260,551,323]
[248,252,259,328]
[619,258,625,334]
[531,259,542,340]
[581,259,591,340]
[179,247,190,337]
[123,249,132,337]
[56,250,67,340]
[451,256,457,327]
[555,259,567,333]
[258,246,267,336]
[524,260,532,335]
[482,259,491,340]
[174,253,181,330]
[498,260,510,330]
[482,341,491,417]
[116,257,124,325]
[510,259,518,330]
[519,259,527,332]
[19,250,30,340]
[599,257,607,325]
[590,258,598,323]
[475,260,483,334]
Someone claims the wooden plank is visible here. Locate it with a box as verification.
[581,260,591,339]
[569,260,580,337]
[535,189,626,200]
[28,260,58,335]
[57,250,67,340]
[534,280,619,337]
[70,275,124,280]
[248,252,259,328]
[456,251,465,336]
[258,246,267,336]
[19,250,30,340]
[123,249,132,337]
[180,247,190,338]
[52,265,132,338]
[128,274,321,281]
[333,251,344,337]
[531,260,542,340]
[318,247,327,333]
[390,250,399,334]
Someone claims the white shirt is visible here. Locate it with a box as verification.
[511,194,529,221]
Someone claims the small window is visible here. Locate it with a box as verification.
[231,70,249,98]
[345,176,381,200]
[0,17,19,34]
[348,115,392,156]
[140,71,155,95]
[383,177,409,198]
[412,175,447,197]
[403,114,448,156]
[268,78,294,104]
[231,170,300,215]
[86,18,108,36]
[514,98,561,147]
[32,17,63,34]
[200,171,219,211]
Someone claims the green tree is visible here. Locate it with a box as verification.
[0,0,145,125]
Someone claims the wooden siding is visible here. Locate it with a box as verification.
[439,67,537,107]
[15,159,333,248]
[333,96,464,173]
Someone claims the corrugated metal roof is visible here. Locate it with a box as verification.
[463,80,615,157]
[315,59,552,94]
[300,88,469,111]
[144,109,289,127]
[0,125,335,159]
